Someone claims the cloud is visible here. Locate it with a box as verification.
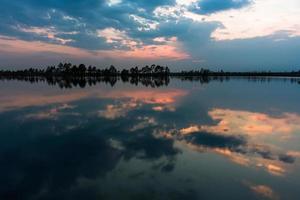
[193,0,300,41]
[210,33,300,69]
[0,88,91,112]
[125,0,176,10]
[130,116,157,132]
[190,0,252,14]
[0,0,300,69]
[0,0,162,50]
[129,18,219,49]
[200,108,300,137]
[100,89,187,104]
[0,35,189,64]
[98,101,139,120]
[0,91,184,198]
[246,183,279,200]
[184,131,246,150]
[0,129,124,199]
[98,89,187,119]
[25,104,77,120]
[174,107,300,176]
[0,0,217,63]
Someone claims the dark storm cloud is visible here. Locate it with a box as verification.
[0,0,177,50]
[125,0,175,10]
[130,18,218,42]
[0,0,250,59]
[185,131,246,150]
[0,0,223,54]
[278,154,295,164]
[182,130,296,164]
[190,0,252,14]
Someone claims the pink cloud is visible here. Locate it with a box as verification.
[0,35,189,61]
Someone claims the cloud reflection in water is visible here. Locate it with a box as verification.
[1,79,300,199]
[175,108,300,176]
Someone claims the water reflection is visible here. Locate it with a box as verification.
[0,76,171,88]
[0,87,187,113]
[176,108,300,176]
[0,78,299,199]
[1,75,299,89]
[246,182,279,200]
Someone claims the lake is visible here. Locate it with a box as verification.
[0,77,300,200]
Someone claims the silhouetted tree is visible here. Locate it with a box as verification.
[78,64,86,75]
[165,66,170,74]
[71,65,78,74]
[109,65,117,74]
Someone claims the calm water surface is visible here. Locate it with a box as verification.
[0,77,300,200]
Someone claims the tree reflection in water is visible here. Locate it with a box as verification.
[1,75,299,89]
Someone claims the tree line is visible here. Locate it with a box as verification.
[0,63,171,77]
[1,74,299,89]
[0,62,300,77]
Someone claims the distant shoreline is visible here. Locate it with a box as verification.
[2,73,300,78]
[1,72,299,88]
[170,72,300,77]
[1,63,300,78]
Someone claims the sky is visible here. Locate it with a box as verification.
[0,0,300,71]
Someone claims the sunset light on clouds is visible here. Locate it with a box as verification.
[1,2,300,198]
[0,0,300,70]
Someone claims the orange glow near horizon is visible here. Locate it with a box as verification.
[0,35,189,61]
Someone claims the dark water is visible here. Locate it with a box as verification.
[0,77,300,200]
